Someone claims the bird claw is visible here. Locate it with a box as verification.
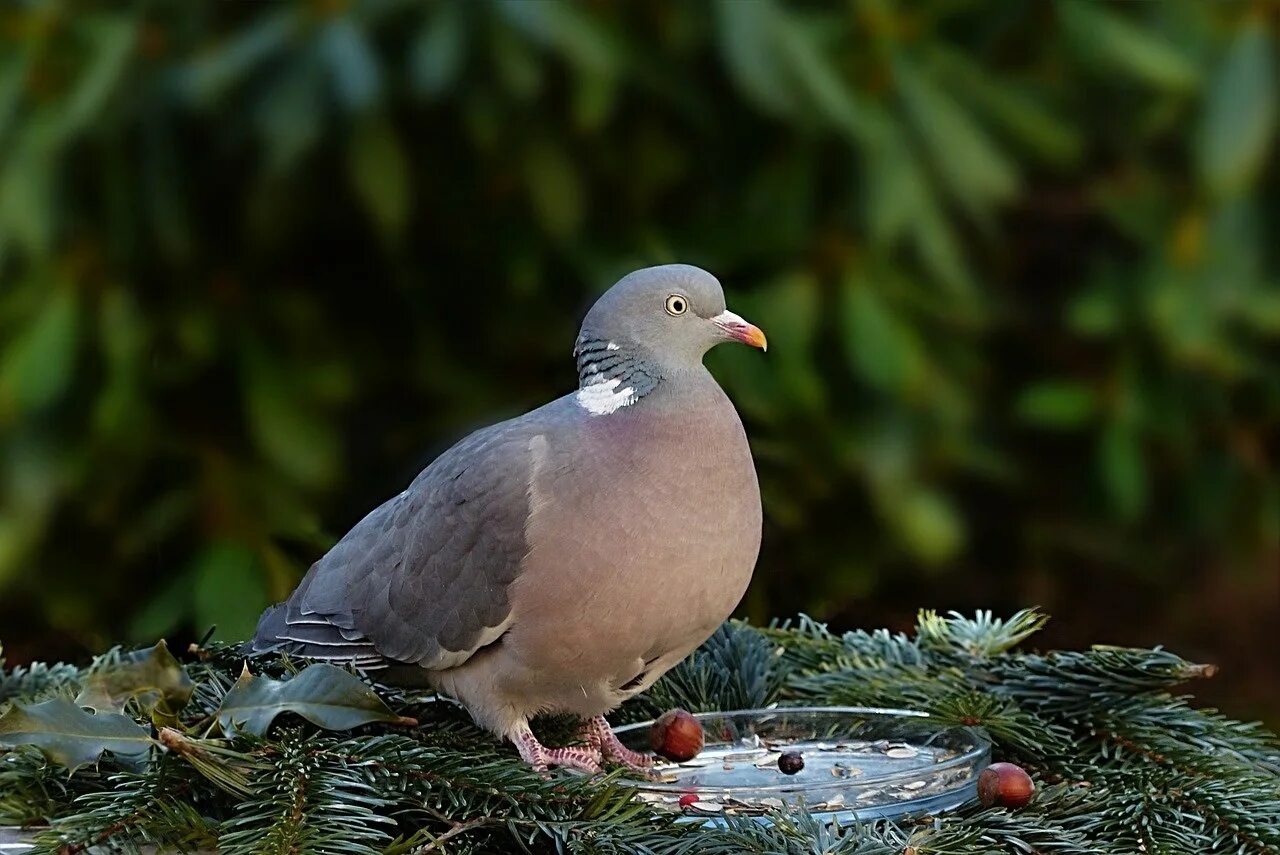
[512,724,603,774]
[537,746,603,774]
[511,717,652,776]
[584,715,654,772]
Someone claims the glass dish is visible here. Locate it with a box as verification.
[613,706,990,823]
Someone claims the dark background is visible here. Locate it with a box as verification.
[1,1,1276,724]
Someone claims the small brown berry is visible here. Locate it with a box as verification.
[778,751,805,775]
[977,762,1035,808]
[649,709,704,762]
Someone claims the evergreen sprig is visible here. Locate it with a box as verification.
[0,660,81,710]
[623,621,788,721]
[25,754,221,855]
[219,729,394,855]
[1,611,1277,854]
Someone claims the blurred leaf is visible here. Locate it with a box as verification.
[864,130,930,246]
[1015,382,1097,429]
[732,273,825,414]
[56,16,135,139]
[1147,271,1229,371]
[0,131,56,258]
[0,49,31,145]
[0,698,151,771]
[319,19,381,112]
[191,541,268,644]
[911,203,974,297]
[242,344,341,488]
[0,511,44,591]
[928,47,1082,167]
[496,0,617,75]
[753,272,820,354]
[347,116,411,242]
[260,542,302,603]
[75,641,193,719]
[524,138,583,238]
[1099,422,1148,522]
[255,54,325,174]
[714,0,796,118]
[93,288,147,437]
[240,472,327,547]
[1198,22,1276,198]
[1058,3,1198,91]
[888,486,965,566]
[491,20,544,100]
[1239,290,1280,335]
[410,2,467,99]
[774,15,881,143]
[839,275,927,396]
[895,56,1018,216]
[182,10,296,103]
[0,287,79,417]
[707,344,777,425]
[142,117,194,264]
[1068,285,1122,337]
[571,68,617,131]
[126,571,194,643]
[214,663,415,737]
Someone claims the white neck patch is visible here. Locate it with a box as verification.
[575,377,637,416]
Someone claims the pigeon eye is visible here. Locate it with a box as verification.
[665,294,688,316]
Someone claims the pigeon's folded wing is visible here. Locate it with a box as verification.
[253,422,541,671]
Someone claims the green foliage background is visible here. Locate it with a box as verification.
[0,1,1276,720]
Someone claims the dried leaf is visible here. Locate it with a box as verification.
[75,640,194,720]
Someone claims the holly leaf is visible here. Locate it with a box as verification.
[214,663,417,737]
[75,640,194,723]
[0,698,152,770]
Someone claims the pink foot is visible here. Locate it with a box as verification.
[511,723,602,774]
[584,715,653,771]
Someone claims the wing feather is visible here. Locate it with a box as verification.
[252,418,542,673]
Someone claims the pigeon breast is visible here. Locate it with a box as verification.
[496,369,761,706]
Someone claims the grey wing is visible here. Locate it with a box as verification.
[251,421,542,672]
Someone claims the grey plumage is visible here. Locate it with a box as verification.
[252,264,765,770]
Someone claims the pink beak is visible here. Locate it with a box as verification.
[712,310,768,351]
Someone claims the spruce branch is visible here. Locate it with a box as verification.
[218,728,395,855]
[25,755,220,855]
[1064,768,1280,855]
[0,660,82,709]
[915,608,1050,657]
[765,615,928,675]
[0,747,98,827]
[2,612,1276,853]
[635,811,909,855]
[1090,695,1280,776]
[627,622,787,719]
[990,647,1221,715]
[926,692,1071,757]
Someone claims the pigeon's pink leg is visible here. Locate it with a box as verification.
[584,715,653,771]
[511,723,602,774]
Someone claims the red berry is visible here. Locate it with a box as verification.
[678,793,698,807]
[977,762,1035,808]
[650,709,704,762]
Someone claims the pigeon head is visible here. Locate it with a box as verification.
[572,265,766,414]
[577,264,767,369]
